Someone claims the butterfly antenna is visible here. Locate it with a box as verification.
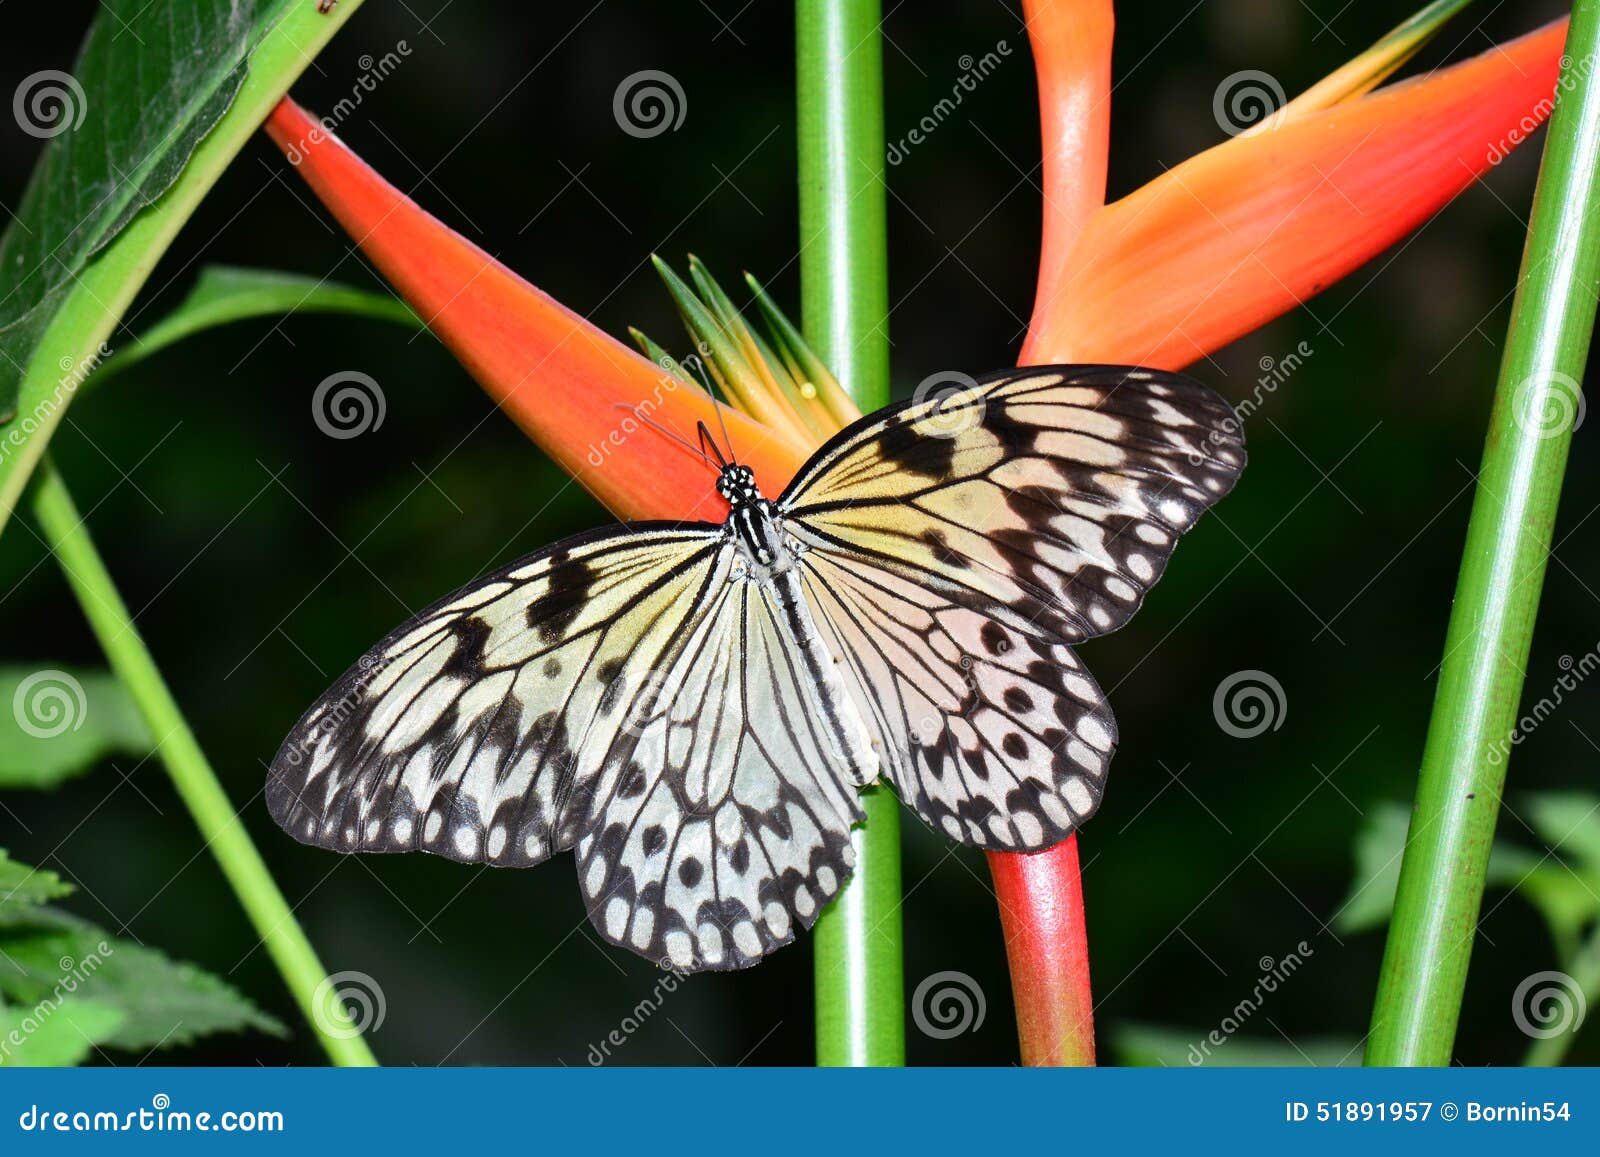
[696,421,729,469]
[710,393,739,466]
[612,404,713,468]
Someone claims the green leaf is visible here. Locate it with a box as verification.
[98,265,422,385]
[1523,791,1600,872]
[0,913,285,1051]
[1339,796,1600,961]
[1334,802,1412,934]
[0,0,258,423]
[0,999,125,1068]
[0,666,153,789]
[0,850,73,923]
[0,0,366,538]
[1113,1023,1362,1067]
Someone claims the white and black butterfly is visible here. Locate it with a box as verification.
[267,365,1244,971]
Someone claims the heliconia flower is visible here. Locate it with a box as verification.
[264,100,810,523]
[996,0,1569,1068]
[1022,4,1568,369]
[263,0,1568,1067]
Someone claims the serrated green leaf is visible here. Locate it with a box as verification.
[1113,1023,1362,1067]
[0,0,259,423]
[0,666,153,789]
[0,851,74,923]
[0,999,125,1068]
[97,265,422,385]
[0,914,285,1051]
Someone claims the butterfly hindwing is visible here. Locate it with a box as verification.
[782,364,1243,845]
[575,556,866,970]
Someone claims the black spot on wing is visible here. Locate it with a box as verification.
[874,415,957,479]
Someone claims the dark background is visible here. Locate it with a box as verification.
[1,0,1591,1066]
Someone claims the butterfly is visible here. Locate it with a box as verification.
[267,364,1244,971]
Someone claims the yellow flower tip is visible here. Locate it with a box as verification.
[1251,0,1476,135]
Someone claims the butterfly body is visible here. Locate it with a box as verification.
[268,365,1245,970]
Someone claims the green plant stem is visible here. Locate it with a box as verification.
[0,0,366,538]
[1366,8,1600,1066]
[31,457,376,1067]
[797,0,904,1067]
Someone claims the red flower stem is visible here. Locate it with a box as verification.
[987,837,1094,1066]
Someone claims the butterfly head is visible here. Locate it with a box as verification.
[716,464,763,507]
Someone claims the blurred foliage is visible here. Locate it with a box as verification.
[0,0,1591,1065]
[0,667,151,788]
[0,850,284,1066]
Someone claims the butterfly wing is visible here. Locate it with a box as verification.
[267,523,729,866]
[574,554,866,970]
[267,521,869,972]
[781,364,1244,849]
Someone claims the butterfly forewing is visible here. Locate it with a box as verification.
[267,524,726,866]
[782,365,1245,642]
